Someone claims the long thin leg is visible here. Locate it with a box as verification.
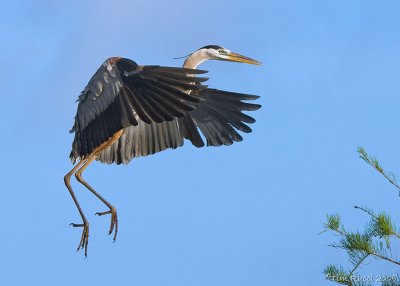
[64,158,90,257]
[65,129,123,255]
[75,154,119,241]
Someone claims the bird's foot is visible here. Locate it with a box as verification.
[95,207,118,241]
[70,220,89,257]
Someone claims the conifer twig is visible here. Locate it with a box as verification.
[357,147,400,190]
[323,148,400,285]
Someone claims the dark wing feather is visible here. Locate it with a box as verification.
[96,88,261,164]
[97,119,184,164]
[69,57,207,162]
[177,89,261,147]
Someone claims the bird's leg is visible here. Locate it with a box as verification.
[64,158,90,257]
[75,130,123,241]
[75,155,118,241]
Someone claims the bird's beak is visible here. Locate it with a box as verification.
[226,52,262,65]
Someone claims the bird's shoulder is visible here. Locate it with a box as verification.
[77,57,140,102]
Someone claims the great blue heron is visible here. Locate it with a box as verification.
[65,45,261,256]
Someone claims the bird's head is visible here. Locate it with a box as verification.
[200,45,261,65]
[182,45,261,68]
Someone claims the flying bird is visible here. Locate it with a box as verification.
[65,45,261,256]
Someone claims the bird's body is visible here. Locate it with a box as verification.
[69,58,209,164]
[64,46,261,256]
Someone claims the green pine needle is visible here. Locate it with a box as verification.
[324,265,351,285]
[357,147,400,190]
[324,213,341,232]
[323,148,400,285]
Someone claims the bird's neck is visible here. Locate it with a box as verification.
[183,50,209,69]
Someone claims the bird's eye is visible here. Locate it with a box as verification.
[218,49,226,54]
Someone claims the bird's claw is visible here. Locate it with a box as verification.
[70,221,89,257]
[95,207,118,241]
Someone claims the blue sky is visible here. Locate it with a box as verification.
[1,0,399,285]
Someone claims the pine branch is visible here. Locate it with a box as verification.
[348,253,369,277]
[323,214,400,279]
[323,213,346,235]
[370,252,400,266]
[354,206,400,240]
[324,265,352,285]
[357,147,400,191]
[323,148,400,285]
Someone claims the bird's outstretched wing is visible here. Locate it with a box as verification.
[96,88,261,164]
[70,57,208,161]
[178,89,260,147]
